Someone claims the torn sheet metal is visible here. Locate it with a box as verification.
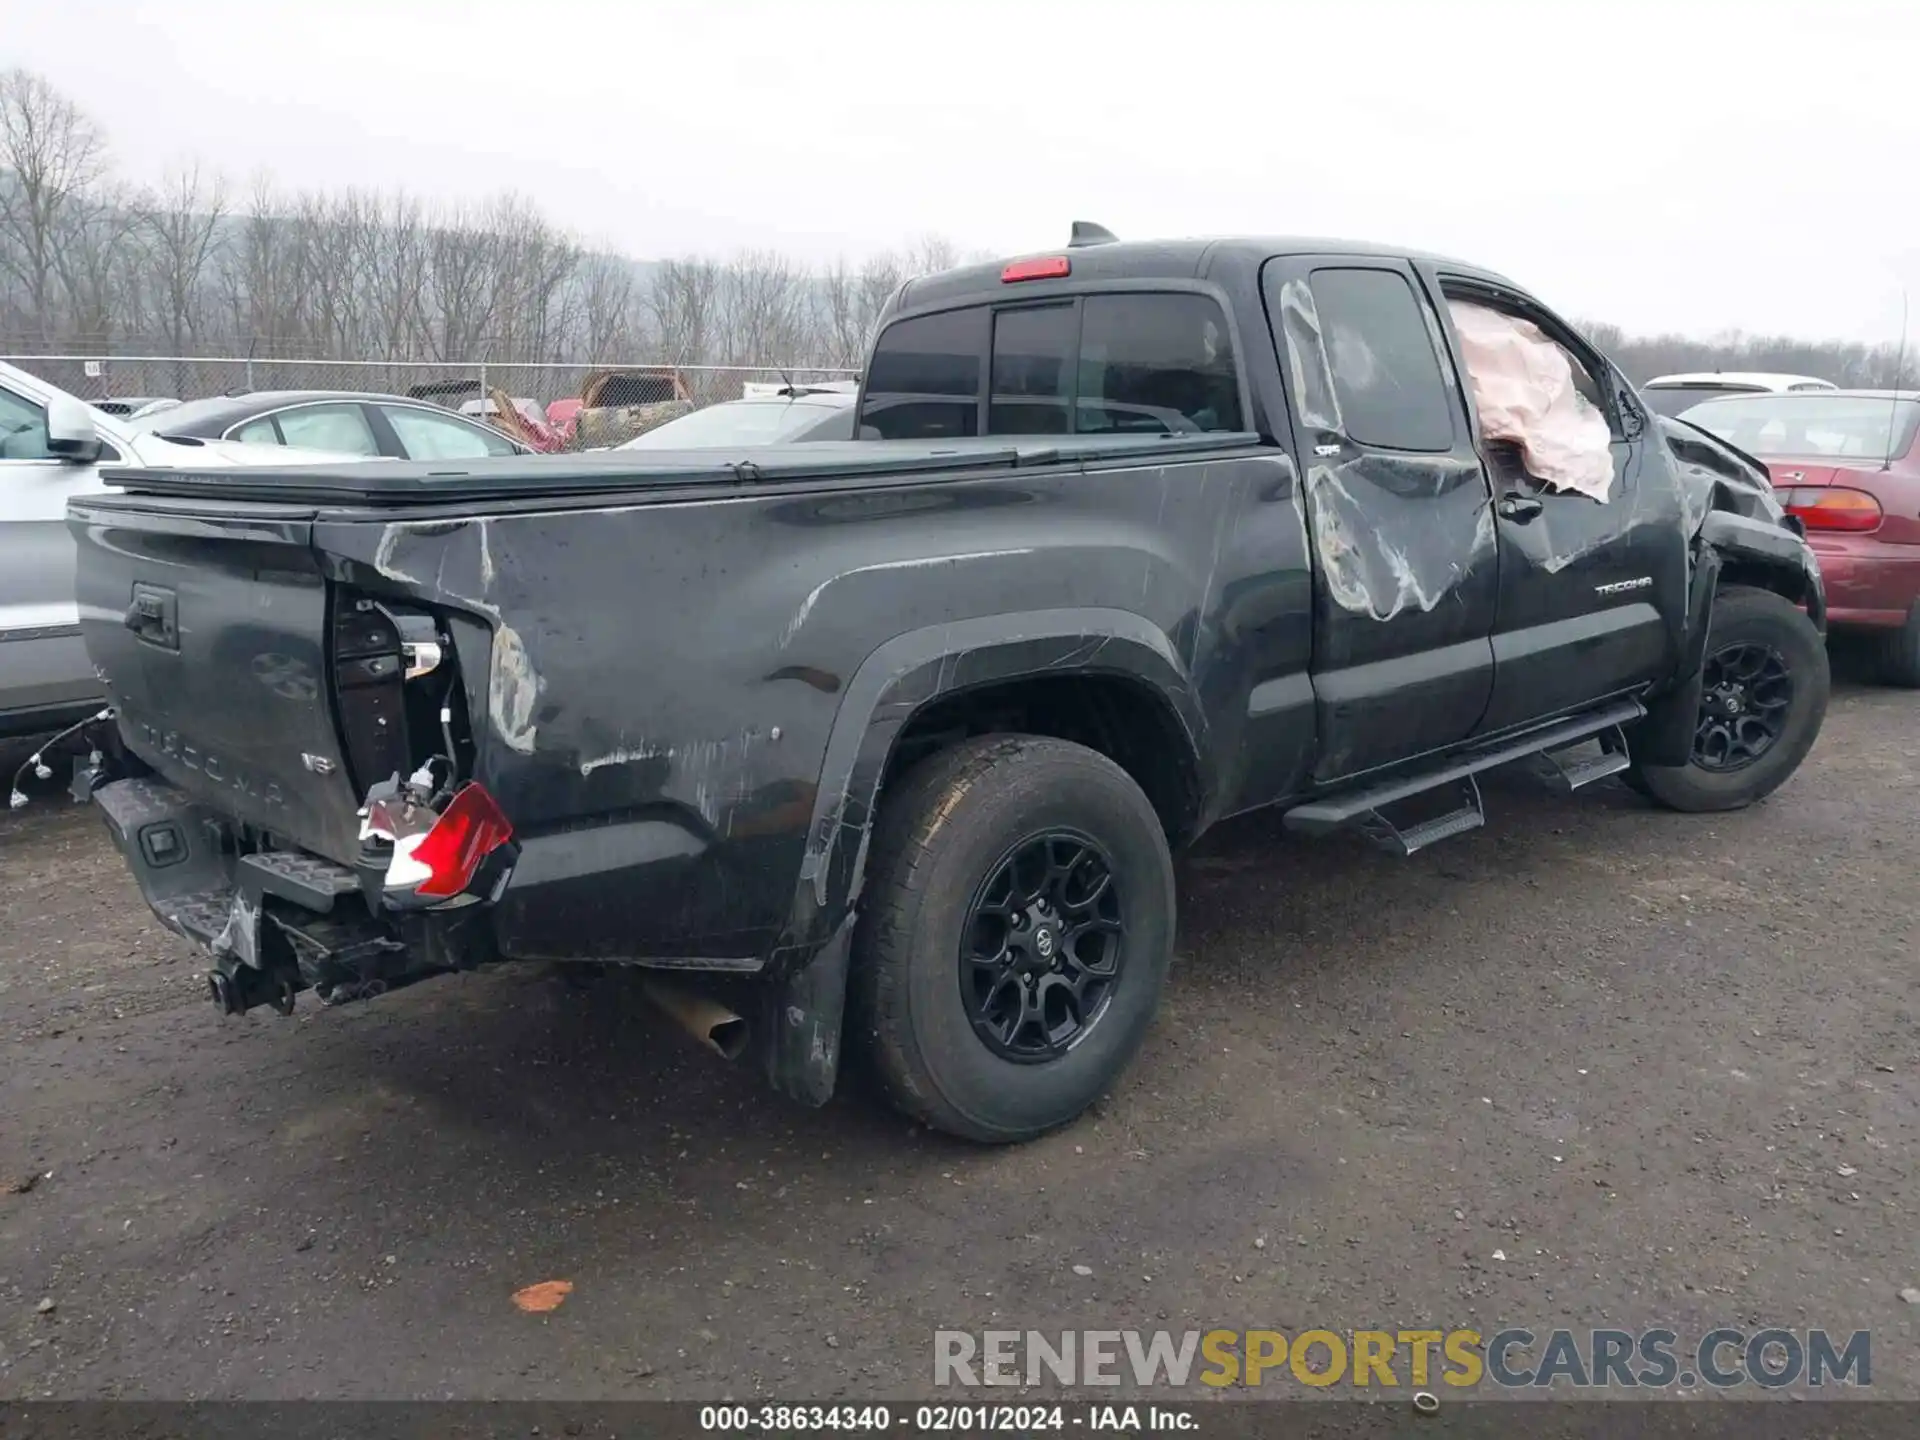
[1308,456,1493,621]
[1448,301,1614,502]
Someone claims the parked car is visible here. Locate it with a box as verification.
[124,391,530,460]
[1640,371,1836,417]
[0,362,361,739]
[1675,388,1920,683]
[617,387,857,448]
[90,396,180,419]
[69,228,1827,1145]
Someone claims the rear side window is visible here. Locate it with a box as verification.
[1077,294,1242,435]
[860,307,987,439]
[272,403,382,456]
[232,417,280,446]
[1307,268,1454,452]
[990,305,1074,435]
[863,292,1243,440]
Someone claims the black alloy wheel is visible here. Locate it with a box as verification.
[1692,641,1794,773]
[960,831,1125,1063]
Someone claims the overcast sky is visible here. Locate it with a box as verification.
[14,0,1920,343]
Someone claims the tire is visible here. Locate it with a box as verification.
[851,735,1176,1144]
[1630,585,1829,813]
[1874,602,1920,688]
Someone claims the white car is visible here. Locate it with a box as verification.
[1640,371,1837,417]
[0,360,361,738]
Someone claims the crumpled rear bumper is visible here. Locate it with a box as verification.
[93,775,472,1014]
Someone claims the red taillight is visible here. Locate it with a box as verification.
[1001,255,1070,283]
[400,783,514,899]
[1780,485,1883,533]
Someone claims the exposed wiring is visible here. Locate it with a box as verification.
[10,708,113,810]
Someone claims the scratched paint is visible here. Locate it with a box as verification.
[776,550,1038,651]
[488,624,541,755]
[1277,278,1343,434]
[1308,460,1490,620]
[578,743,672,777]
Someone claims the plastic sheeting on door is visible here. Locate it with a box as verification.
[1448,301,1615,502]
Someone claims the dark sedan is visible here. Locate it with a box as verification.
[126,390,529,460]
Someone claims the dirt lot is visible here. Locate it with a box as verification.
[2,666,1917,1403]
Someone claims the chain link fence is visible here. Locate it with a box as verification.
[1,355,861,451]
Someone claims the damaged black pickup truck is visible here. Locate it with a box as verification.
[69,230,1829,1143]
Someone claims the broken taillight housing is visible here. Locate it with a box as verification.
[1778,485,1883,533]
[396,783,513,899]
[366,782,515,903]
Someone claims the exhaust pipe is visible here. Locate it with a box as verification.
[641,978,749,1061]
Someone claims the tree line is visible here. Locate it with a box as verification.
[1,67,1911,387]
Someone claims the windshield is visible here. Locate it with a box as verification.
[619,399,842,448]
[1677,394,1920,460]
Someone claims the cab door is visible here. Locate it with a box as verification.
[1261,256,1500,782]
[1426,275,1687,735]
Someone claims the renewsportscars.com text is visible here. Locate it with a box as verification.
[933,1327,1871,1391]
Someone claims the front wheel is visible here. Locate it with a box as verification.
[851,735,1176,1144]
[1630,585,1829,813]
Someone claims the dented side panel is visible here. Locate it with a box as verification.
[309,447,1308,962]
[1262,260,1500,782]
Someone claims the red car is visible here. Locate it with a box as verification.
[1676,389,1920,685]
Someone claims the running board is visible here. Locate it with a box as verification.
[1284,698,1645,856]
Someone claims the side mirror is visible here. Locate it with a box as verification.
[45,394,104,464]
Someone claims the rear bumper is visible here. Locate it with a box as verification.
[93,775,480,1012]
[1808,537,1920,630]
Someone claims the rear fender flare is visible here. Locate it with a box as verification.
[790,607,1206,941]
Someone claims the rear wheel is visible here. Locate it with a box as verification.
[1630,585,1829,813]
[851,735,1176,1144]
[1874,602,1920,688]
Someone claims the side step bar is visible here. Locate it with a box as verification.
[1284,698,1644,857]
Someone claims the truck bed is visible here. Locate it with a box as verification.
[71,430,1301,971]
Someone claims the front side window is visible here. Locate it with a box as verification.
[1306,268,1454,452]
[269,404,382,456]
[0,385,54,460]
[860,307,987,439]
[382,406,519,460]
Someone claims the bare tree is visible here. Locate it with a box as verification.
[363,191,430,357]
[136,163,229,359]
[49,182,136,348]
[716,249,814,368]
[648,257,721,367]
[0,68,109,345]
[573,249,639,360]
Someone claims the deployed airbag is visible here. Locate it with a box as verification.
[1449,301,1615,502]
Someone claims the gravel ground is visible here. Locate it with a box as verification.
[1,665,1916,1404]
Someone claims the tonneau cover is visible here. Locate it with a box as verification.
[93,433,1260,506]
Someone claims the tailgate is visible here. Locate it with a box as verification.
[70,496,365,862]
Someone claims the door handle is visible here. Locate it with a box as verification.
[123,583,178,649]
[1497,493,1544,522]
